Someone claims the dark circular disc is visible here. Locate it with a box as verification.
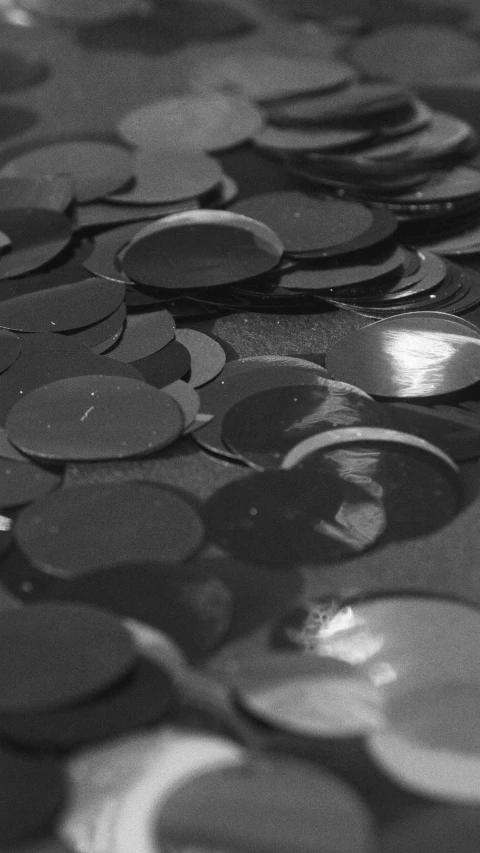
[0,458,61,509]
[108,148,222,205]
[203,468,386,566]
[6,375,184,462]
[378,167,480,204]
[51,561,233,662]
[0,209,72,280]
[279,246,405,292]
[13,482,205,578]
[0,656,173,750]
[232,192,374,256]
[388,401,480,461]
[122,210,284,291]
[105,309,175,363]
[0,278,125,333]
[0,141,135,204]
[0,175,73,212]
[222,383,392,469]
[195,365,338,460]
[157,752,374,853]
[0,349,143,427]
[82,223,139,282]
[0,329,20,373]
[282,429,462,544]
[0,744,64,846]
[325,314,480,398]
[133,340,192,389]
[0,602,136,712]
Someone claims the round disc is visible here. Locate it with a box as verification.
[174,328,226,387]
[0,208,71,280]
[222,382,391,469]
[122,210,284,291]
[13,481,205,577]
[0,602,136,712]
[325,313,480,398]
[280,427,461,543]
[133,339,192,388]
[232,653,385,737]
[118,93,263,152]
[0,278,125,333]
[82,223,140,282]
[6,374,184,462]
[380,167,480,204]
[0,457,61,508]
[108,148,223,205]
[280,247,405,291]
[203,468,387,566]
[0,141,135,203]
[105,309,175,363]
[253,123,373,153]
[232,192,374,256]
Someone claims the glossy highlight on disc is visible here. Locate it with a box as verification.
[6,374,184,462]
[0,602,136,712]
[221,382,391,469]
[325,314,480,398]
[122,210,284,291]
[13,481,205,577]
[203,468,386,566]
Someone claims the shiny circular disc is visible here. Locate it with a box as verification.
[15,482,204,578]
[0,175,73,211]
[105,309,175,362]
[268,82,410,125]
[281,427,461,543]
[82,223,140,282]
[133,339,191,389]
[190,53,354,102]
[231,652,385,737]
[118,93,263,153]
[195,364,334,460]
[0,348,144,427]
[281,247,405,291]
[232,191,374,256]
[253,123,373,153]
[0,656,173,751]
[157,753,374,853]
[388,401,480,461]
[122,210,284,290]
[0,602,136,712]
[0,142,135,203]
[0,277,125,333]
[365,111,474,160]
[162,380,200,430]
[325,314,480,398]
[108,148,223,205]
[6,374,184,462]
[174,328,226,387]
[52,561,232,662]
[379,167,480,204]
[219,355,329,380]
[203,468,386,566]
[222,382,391,469]
[0,208,71,280]
[66,302,126,349]
[0,457,61,508]
[0,745,64,846]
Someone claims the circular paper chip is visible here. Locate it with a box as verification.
[203,468,386,566]
[232,192,374,256]
[221,382,391,469]
[6,374,184,462]
[0,745,64,846]
[0,656,173,750]
[105,310,175,362]
[174,328,226,387]
[0,278,125,333]
[0,208,71,280]
[52,561,232,662]
[325,313,480,398]
[157,753,374,853]
[195,364,333,460]
[253,124,373,153]
[0,603,136,712]
[0,141,135,203]
[281,427,461,542]
[190,53,354,102]
[231,653,385,737]
[0,349,144,427]
[0,457,61,508]
[118,93,263,153]
[0,329,20,373]
[13,481,205,577]
[122,210,284,290]
[108,149,223,205]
